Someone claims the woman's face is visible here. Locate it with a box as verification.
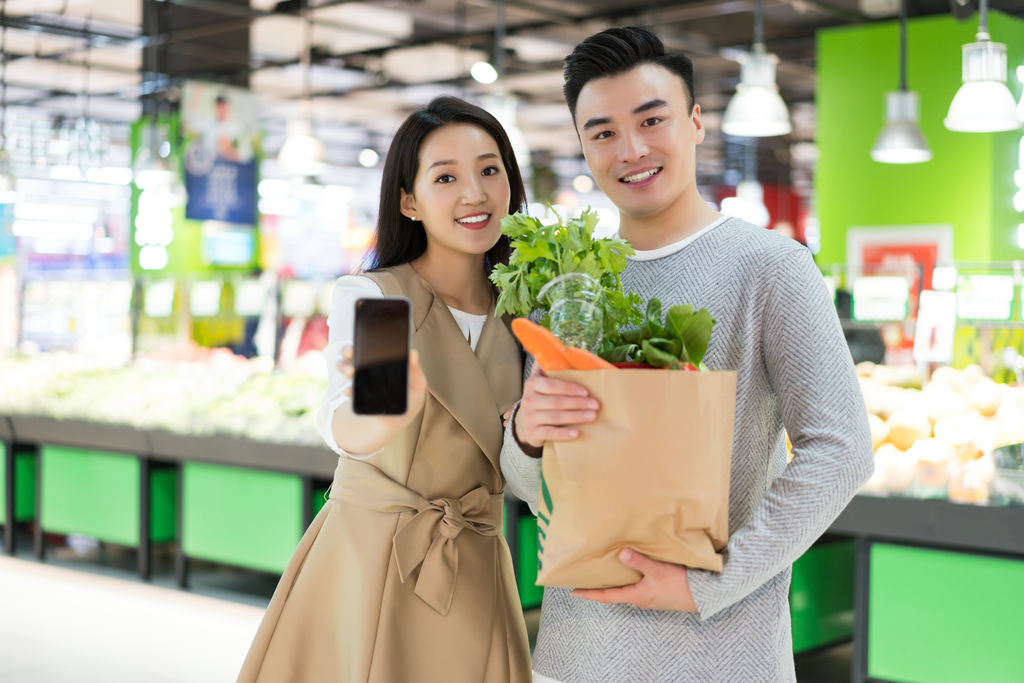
[401,123,511,258]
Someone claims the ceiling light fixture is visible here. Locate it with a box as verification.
[871,0,932,163]
[944,0,1022,132]
[278,0,326,176]
[471,61,498,84]
[722,0,792,137]
[357,148,380,168]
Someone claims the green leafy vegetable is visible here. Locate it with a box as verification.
[489,208,644,345]
[601,297,716,369]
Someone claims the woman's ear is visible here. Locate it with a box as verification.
[399,189,418,221]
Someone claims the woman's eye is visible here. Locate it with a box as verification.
[436,174,455,183]
[482,166,500,176]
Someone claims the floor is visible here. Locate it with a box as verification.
[0,529,854,683]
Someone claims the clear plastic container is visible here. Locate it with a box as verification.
[538,273,604,353]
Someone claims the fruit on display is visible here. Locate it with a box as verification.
[0,345,328,447]
[858,361,1024,504]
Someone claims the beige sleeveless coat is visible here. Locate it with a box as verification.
[236,264,531,683]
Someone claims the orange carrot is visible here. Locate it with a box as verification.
[564,346,617,371]
[511,318,573,371]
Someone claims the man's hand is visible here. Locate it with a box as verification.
[513,365,599,457]
[571,549,698,613]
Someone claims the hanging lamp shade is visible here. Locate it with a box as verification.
[722,51,792,137]
[278,101,326,176]
[945,40,1021,132]
[872,91,932,163]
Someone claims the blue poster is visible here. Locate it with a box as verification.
[181,81,260,226]
[185,156,257,224]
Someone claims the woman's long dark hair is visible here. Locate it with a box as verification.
[369,96,527,273]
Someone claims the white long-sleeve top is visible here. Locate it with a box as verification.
[316,274,487,457]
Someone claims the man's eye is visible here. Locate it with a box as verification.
[482,166,500,176]
[594,131,612,140]
[436,174,455,183]
[642,117,662,127]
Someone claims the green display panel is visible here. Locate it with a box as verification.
[181,462,302,574]
[39,446,175,546]
[869,543,1024,682]
[312,486,329,519]
[1,449,37,524]
[790,540,855,653]
[516,514,544,610]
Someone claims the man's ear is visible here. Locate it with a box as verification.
[691,104,706,145]
[399,188,417,220]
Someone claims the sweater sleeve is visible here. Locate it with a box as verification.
[686,248,874,620]
[500,354,542,514]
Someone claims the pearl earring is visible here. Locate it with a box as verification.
[411,215,418,221]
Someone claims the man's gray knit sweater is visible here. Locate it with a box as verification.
[501,217,874,683]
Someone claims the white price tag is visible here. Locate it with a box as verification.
[913,290,957,363]
[144,281,176,318]
[956,274,1014,321]
[190,281,222,318]
[853,276,910,321]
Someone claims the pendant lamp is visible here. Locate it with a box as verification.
[871,0,932,163]
[278,0,326,176]
[722,0,792,137]
[944,0,1021,132]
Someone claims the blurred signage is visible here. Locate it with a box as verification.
[0,204,14,261]
[852,276,910,321]
[181,82,259,226]
[956,274,1015,321]
[913,290,957,363]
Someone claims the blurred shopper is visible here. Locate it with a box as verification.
[237,96,531,683]
[501,28,874,683]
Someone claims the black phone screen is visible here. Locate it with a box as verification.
[352,298,411,415]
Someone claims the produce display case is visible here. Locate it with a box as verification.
[0,348,337,581]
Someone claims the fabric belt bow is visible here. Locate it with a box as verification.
[330,457,503,617]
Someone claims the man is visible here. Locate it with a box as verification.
[501,27,873,683]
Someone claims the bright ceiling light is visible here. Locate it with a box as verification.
[1017,66,1024,120]
[722,0,791,138]
[471,61,498,84]
[722,51,792,137]
[572,174,594,193]
[872,91,932,163]
[872,0,931,164]
[278,102,326,176]
[358,148,380,168]
[721,180,770,227]
[944,0,1022,133]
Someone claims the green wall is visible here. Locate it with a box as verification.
[817,11,1024,264]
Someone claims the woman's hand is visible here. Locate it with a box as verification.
[331,345,428,455]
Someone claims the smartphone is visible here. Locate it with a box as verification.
[352,297,412,415]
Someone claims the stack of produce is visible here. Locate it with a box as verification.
[0,346,328,447]
[858,362,1024,503]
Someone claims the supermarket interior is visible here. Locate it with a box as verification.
[0,0,1023,680]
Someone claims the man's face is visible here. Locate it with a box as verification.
[574,63,705,219]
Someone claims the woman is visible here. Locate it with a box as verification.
[237,96,531,683]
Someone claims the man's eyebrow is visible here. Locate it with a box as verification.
[582,116,612,131]
[428,152,499,169]
[633,99,668,115]
[581,100,668,131]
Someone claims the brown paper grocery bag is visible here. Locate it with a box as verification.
[535,368,737,589]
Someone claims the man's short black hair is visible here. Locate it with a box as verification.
[563,27,696,125]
